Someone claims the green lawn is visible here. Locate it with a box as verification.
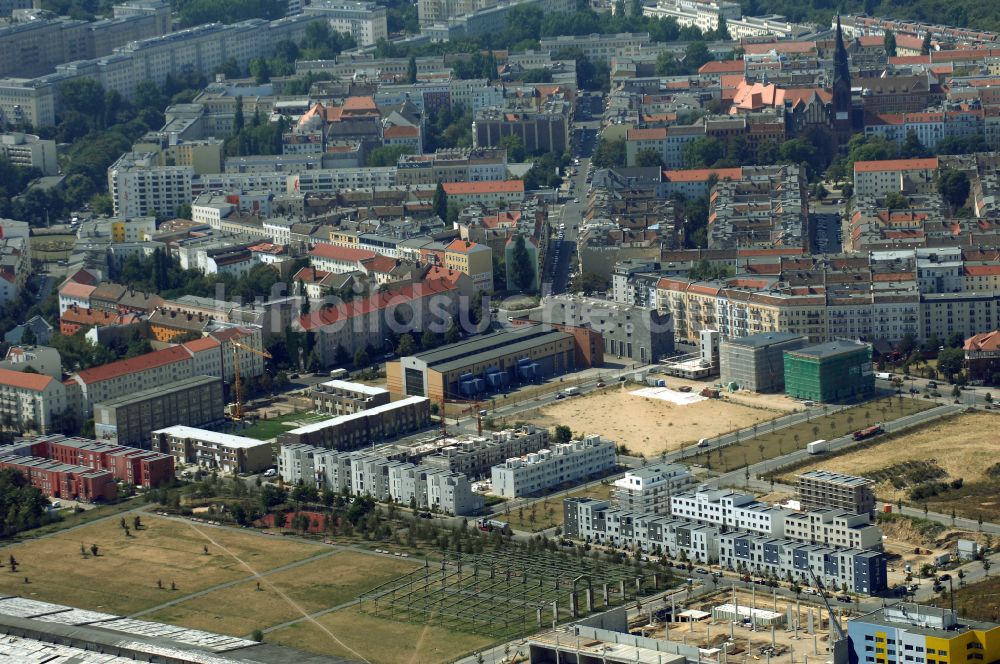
[237,411,328,440]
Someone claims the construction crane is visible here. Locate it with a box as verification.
[228,338,272,421]
[808,568,846,642]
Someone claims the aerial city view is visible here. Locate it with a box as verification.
[4,0,1000,660]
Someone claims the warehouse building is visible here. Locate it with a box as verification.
[311,380,390,416]
[490,435,616,498]
[719,332,808,392]
[93,375,225,448]
[276,396,430,450]
[796,469,876,517]
[847,604,1000,664]
[783,340,874,403]
[152,425,273,474]
[387,324,603,401]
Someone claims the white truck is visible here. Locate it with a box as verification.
[875,372,892,380]
[807,439,831,454]
[562,386,580,397]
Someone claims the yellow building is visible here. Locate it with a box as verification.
[444,239,493,294]
[849,604,1000,664]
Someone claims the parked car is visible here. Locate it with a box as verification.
[263,468,277,478]
[837,595,852,603]
[596,381,606,387]
[695,567,709,575]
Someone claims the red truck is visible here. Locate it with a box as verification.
[852,424,884,441]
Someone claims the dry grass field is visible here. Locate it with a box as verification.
[268,606,494,664]
[145,551,419,636]
[529,388,782,457]
[0,516,324,615]
[778,411,1000,521]
[500,482,614,531]
[694,396,931,473]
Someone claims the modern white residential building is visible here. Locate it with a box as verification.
[490,435,616,498]
[0,133,57,175]
[152,425,273,474]
[612,463,695,515]
[303,1,387,46]
[642,0,740,33]
[670,487,792,537]
[277,444,483,514]
[417,425,550,480]
[782,508,883,550]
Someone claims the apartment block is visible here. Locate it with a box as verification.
[781,508,883,550]
[311,380,391,416]
[563,497,721,563]
[0,133,57,175]
[472,105,570,155]
[490,435,616,498]
[538,33,650,63]
[93,375,225,448]
[416,425,550,479]
[642,0,740,33]
[670,487,792,537]
[0,455,117,502]
[0,368,72,434]
[708,165,808,251]
[276,396,431,450]
[277,444,483,515]
[611,463,695,515]
[796,470,876,517]
[717,532,887,595]
[152,425,273,474]
[302,1,387,46]
[853,158,939,198]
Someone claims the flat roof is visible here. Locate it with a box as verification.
[95,375,221,408]
[724,332,808,348]
[411,326,572,374]
[286,396,428,436]
[786,341,869,360]
[151,425,269,449]
[316,379,388,396]
[799,469,874,487]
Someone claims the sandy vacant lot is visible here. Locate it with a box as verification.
[530,387,780,457]
[782,412,1000,505]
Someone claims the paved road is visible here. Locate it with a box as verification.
[705,403,962,489]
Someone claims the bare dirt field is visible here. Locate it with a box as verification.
[528,388,782,457]
[0,516,325,615]
[145,551,419,637]
[268,606,493,664]
[776,411,1000,521]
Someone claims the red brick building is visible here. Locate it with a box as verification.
[965,330,1000,383]
[1,435,175,488]
[0,455,117,501]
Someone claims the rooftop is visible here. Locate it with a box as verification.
[407,325,571,373]
[285,396,428,436]
[152,425,268,449]
[74,345,192,384]
[94,375,221,408]
[316,379,388,396]
[787,341,870,360]
[798,469,875,487]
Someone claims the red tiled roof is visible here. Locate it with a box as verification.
[182,337,220,353]
[742,41,816,55]
[383,125,419,138]
[360,254,400,273]
[60,282,96,300]
[309,244,377,262]
[442,181,524,195]
[965,330,1000,352]
[664,167,742,183]
[627,127,667,141]
[964,265,1000,276]
[74,346,192,384]
[445,239,482,253]
[0,368,55,391]
[854,157,939,173]
[299,278,458,331]
[293,267,330,283]
[210,327,254,343]
[699,60,744,75]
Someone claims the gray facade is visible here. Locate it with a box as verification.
[528,294,674,364]
[93,375,224,449]
[719,332,808,392]
[797,470,877,517]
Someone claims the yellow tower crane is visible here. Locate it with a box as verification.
[228,338,272,421]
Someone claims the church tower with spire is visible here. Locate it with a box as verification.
[832,15,854,142]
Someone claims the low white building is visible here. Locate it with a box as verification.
[490,435,616,498]
[612,462,695,515]
[152,425,273,474]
